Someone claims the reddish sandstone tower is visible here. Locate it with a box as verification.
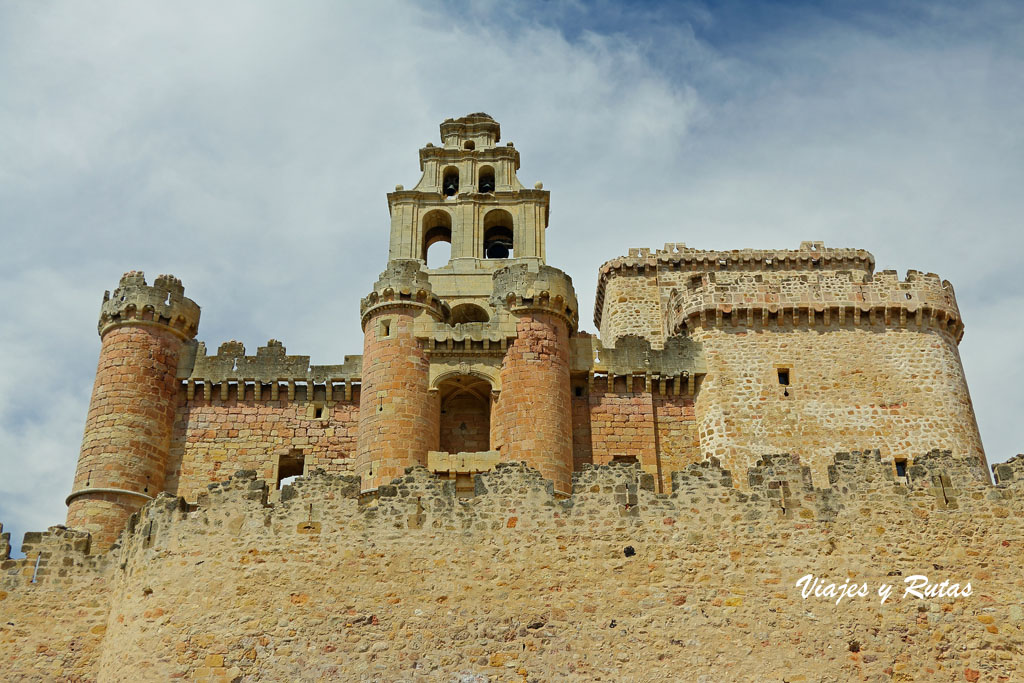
[491,265,577,494]
[356,261,446,489]
[66,272,199,549]
[355,113,579,494]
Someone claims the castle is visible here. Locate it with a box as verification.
[3,114,1020,681]
[65,113,987,551]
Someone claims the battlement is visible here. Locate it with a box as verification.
[993,453,1024,486]
[569,334,706,393]
[37,448,1020,570]
[668,266,963,339]
[177,338,363,402]
[491,262,579,328]
[98,270,200,339]
[595,241,876,328]
[360,259,448,327]
[1,525,109,591]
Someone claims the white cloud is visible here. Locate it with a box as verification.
[0,1,1020,551]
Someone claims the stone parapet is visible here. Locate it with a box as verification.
[669,268,963,340]
[570,334,706,394]
[360,259,448,329]
[178,339,363,402]
[98,271,200,340]
[595,241,875,328]
[427,450,501,474]
[491,262,578,329]
[4,450,1024,681]
[993,454,1024,486]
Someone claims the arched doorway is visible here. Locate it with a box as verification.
[437,374,492,454]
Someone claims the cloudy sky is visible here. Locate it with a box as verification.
[1,0,1021,552]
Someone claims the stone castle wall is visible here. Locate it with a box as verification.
[166,384,360,503]
[570,376,699,493]
[694,324,985,487]
[4,453,1024,681]
[592,242,984,487]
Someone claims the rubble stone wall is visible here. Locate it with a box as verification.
[694,325,986,487]
[4,453,1023,681]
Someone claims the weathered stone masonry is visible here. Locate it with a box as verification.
[3,453,1023,680]
[2,113,1015,679]
[53,115,993,553]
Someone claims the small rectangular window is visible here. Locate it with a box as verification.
[777,369,790,386]
[277,450,305,489]
[379,319,392,338]
[313,405,324,419]
[895,460,908,478]
[574,386,584,397]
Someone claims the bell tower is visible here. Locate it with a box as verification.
[356,113,579,494]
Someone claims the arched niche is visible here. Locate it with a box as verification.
[483,208,514,259]
[450,303,490,325]
[435,373,493,454]
[422,209,452,267]
[478,165,495,193]
[441,166,460,197]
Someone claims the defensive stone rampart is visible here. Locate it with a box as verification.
[98,271,200,340]
[4,450,1023,680]
[669,268,963,340]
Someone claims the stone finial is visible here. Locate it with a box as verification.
[98,271,201,340]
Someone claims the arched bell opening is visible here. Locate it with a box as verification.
[478,165,495,193]
[449,303,490,325]
[483,208,514,259]
[441,166,460,197]
[422,209,453,267]
[437,375,492,454]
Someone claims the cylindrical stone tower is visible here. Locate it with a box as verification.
[492,264,578,495]
[356,260,447,491]
[66,271,200,550]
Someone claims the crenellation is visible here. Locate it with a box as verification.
[98,270,200,340]
[18,114,1018,680]
[993,453,1024,486]
[490,262,579,328]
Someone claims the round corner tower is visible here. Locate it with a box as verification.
[491,264,578,495]
[356,261,447,490]
[66,271,200,549]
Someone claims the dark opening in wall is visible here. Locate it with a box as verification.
[777,369,790,386]
[450,303,490,325]
[422,209,453,267]
[313,404,324,419]
[575,386,585,397]
[895,459,908,479]
[483,209,514,259]
[478,166,495,193]
[277,450,305,489]
[464,141,475,150]
[442,167,460,196]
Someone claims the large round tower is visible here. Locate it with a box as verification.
[491,264,578,495]
[66,272,200,549]
[356,260,447,490]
